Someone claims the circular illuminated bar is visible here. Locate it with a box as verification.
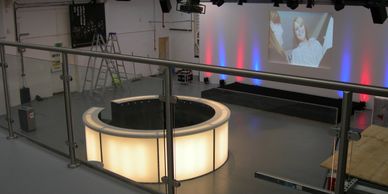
[83,95,230,183]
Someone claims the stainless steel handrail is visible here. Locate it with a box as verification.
[1,41,387,97]
[1,40,387,194]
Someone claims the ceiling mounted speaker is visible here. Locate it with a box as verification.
[370,6,387,24]
[287,0,299,10]
[334,0,345,11]
[366,0,387,24]
[160,0,172,13]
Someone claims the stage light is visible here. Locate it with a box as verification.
[306,0,314,8]
[216,0,224,7]
[287,0,299,10]
[238,0,247,5]
[273,0,282,7]
[176,0,206,14]
[334,0,345,11]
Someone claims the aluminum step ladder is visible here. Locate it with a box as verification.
[82,33,103,92]
[106,32,129,85]
[82,32,121,92]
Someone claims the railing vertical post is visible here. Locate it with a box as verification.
[61,52,79,168]
[164,67,176,194]
[0,44,17,139]
[335,91,353,194]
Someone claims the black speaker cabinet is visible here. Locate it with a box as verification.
[219,79,226,87]
[370,7,387,24]
[204,77,209,84]
[20,87,31,104]
[159,0,171,13]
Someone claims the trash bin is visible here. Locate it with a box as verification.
[18,106,36,132]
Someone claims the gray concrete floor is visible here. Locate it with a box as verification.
[0,76,372,194]
[0,129,152,194]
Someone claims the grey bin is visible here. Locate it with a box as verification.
[18,106,36,132]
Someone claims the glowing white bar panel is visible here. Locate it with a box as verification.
[85,126,101,162]
[158,138,166,182]
[101,134,159,183]
[174,130,214,180]
[83,96,230,183]
[215,122,229,168]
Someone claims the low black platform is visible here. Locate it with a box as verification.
[201,82,365,124]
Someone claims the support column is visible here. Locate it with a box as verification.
[164,67,176,194]
[335,91,353,194]
[61,52,79,168]
[0,45,17,139]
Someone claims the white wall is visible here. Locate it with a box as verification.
[3,1,386,115]
[199,3,388,104]
[2,0,16,43]
[0,0,175,114]
[100,0,168,76]
[18,5,72,94]
[168,1,199,63]
[0,55,80,108]
[168,1,200,74]
[16,0,167,79]
[0,0,5,38]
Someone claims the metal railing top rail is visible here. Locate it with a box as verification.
[1,40,388,97]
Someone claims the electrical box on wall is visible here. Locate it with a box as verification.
[69,3,106,48]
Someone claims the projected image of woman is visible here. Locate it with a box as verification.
[290,16,324,67]
[269,11,287,61]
